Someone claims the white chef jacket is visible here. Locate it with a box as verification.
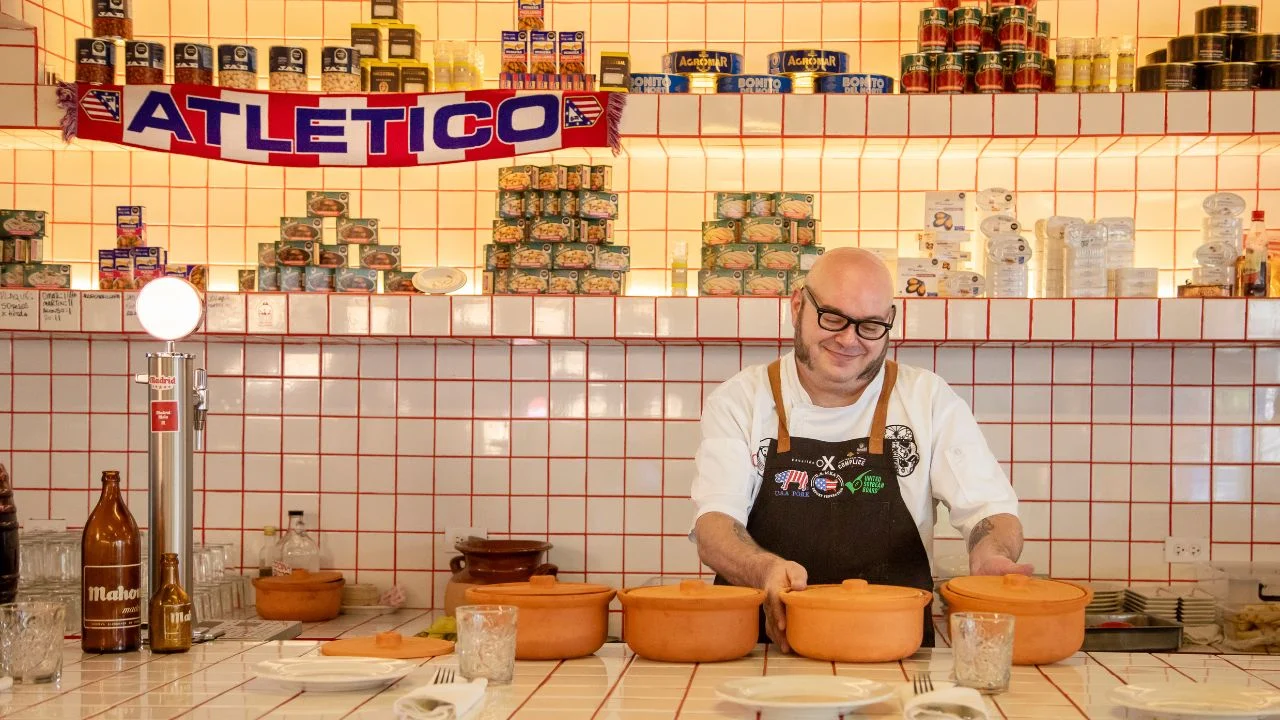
[692,352,1019,561]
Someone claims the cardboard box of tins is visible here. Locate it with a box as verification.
[336,218,379,244]
[115,206,143,247]
[363,61,400,92]
[276,240,315,267]
[499,165,538,191]
[281,216,323,242]
[359,245,401,271]
[484,244,512,270]
[493,219,528,243]
[258,243,278,267]
[550,242,596,270]
[579,269,625,295]
[505,268,550,294]
[511,243,553,269]
[740,217,789,244]
[698,269,745,296]
[1,263,70,289]
[314,244,349,268]
[398,62,430,92]
[702,243,757,270]
[238,269,257,292]
[0,210,46,239]
[305,266,335,292]
[579,218,612,244]
[593,246,630,271]
[258,266,280,291]
[528,216,576,242]
[163,264,208,291]
[546,269,580,294]
[743,269,788,297]
[383,270,419,293]
[335,267,379,293]
[306,191,350,218]
[350,25,382,61]
[132,247,165,286]
[702,220,740,246]
[385,24,420,61]
[2,238,42,263]
[578,190,618,219]
[97,250,120,290]
[790,219,819,246]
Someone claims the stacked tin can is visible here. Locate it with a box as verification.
[902,0,1052,95]
[1136,5,1277,91]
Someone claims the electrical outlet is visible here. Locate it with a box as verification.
[444,526,486,552]
[1164,536,1209,563]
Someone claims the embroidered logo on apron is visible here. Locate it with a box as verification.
[885,424,920,476]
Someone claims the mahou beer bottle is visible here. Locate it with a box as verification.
[149,553,192,653]
[81,471,142,652]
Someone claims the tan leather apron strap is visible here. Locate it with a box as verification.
[869,360,898,456]
[767,360,791,454]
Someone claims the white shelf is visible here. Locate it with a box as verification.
[1,290,1278,344]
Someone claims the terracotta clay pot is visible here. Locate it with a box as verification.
[619,580,765,663]
[940,574,1093,665]
[444,538,557,616]
[781,579,933,662]
[253,569,345,622]
[465,575,615,660]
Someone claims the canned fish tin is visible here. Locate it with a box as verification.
[1264,64,1280,89]
[268,46,308,91]
[715,193,751,220]
[768,50,849,75]
[1137,63,1196,91]
[1041,57,1056,92]
[740,217,788,244]
[173,43,214,85]
[774,193,815,220]
[1196,5,1260,34]
[952,7,985,53]
[935,52,966,94]
[997,6,1030,51]
[217,44,258,89]
[901,53,934,93]
[1146,48,1168,64]
[1013,50,1043,92]
[1236,34,1280,63]
[1168,34,1230,64]
[716,74,793,93]
[981,12,998,52]
[919,8,951,53]
[749,193,775,217]
[816,73,895,94]
[322,46,362,92]
[663,50,744,75]
[629,73,691,93]
[124,41,164,84]
[76,39,116,85]
[974,52,1005,92]
[1207,61,1260,89]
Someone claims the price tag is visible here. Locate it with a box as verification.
[81,292,123,332]
[0,290,38,330]
[205,293,246,333]
[40,290,78,331]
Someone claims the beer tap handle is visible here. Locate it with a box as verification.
[134,373,148,385]
[193,368,208,451]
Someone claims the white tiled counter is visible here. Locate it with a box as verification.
[4,638,1280,720]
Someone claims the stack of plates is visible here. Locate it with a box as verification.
[1124,587,1180,621]
[1084,582,1125,614]
[1177,588,1218,625]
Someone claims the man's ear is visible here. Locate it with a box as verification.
[790,288,804,320]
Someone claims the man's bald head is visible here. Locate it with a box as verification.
[803,247,895,317]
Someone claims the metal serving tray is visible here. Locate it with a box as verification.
[1082,613,1184,653]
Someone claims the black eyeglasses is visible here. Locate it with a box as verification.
[803,287,895,340]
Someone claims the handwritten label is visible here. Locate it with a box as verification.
[250,295,286,334]
[123,292,143,333]
[0,290,38,330]
[205,293,245,333]
[40,291,78,331]
[81,292,123,332]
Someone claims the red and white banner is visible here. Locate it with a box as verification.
[60,82,623,167]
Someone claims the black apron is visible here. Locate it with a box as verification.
[717,359,935,647]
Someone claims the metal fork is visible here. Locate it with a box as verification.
[432,667,457,685]
[912,672,935,696]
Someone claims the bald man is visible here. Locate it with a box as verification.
[691,248,1030,651]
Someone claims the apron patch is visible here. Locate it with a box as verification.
[885,424,920,476]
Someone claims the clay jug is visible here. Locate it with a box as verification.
[444,538,556,615]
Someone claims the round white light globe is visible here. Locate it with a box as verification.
[135,277,203,341]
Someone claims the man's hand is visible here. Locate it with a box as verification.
[970,551,1033,577]
[966,514,1033,576]
[759,559,808,654]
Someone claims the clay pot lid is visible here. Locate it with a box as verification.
[620,579,765,610]
[945,574,1090,607]
[469,574,612,597]
[455,537,553,554]
[320,632,454,659]
[781,579,932,611]
[253,569,345,592]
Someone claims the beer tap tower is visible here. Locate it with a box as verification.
[133,278,208,626]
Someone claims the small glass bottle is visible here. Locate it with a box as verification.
[1092,37,1113,93]
[148,552,192,654]
[671,241,688,297]
[257,526,279,577]
[1055,38,1075,93]
[433,41,453,91]
[1116,36,1136,92]
[1073,38,1094,93]
[281,511,320,574]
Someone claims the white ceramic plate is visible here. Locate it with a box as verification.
[412,267,467,294]
[255,657,416,692]
[1109,684,1280,718]
[716,675,894,715]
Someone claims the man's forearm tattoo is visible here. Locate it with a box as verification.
[967,517,996,553]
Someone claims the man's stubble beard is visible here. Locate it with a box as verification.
[794,322,889,385]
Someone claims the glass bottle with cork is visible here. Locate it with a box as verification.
[148,552,192,653]
[280,510,320,573]
[81,470,142,653]
[258,526,280,577]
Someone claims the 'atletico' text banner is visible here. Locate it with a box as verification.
[60,82,623,167]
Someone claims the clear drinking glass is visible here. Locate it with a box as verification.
[950,612,1015,694]
[0,601,67,684]
[455,605,518,685]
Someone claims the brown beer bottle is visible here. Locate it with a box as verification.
[81,470,142,653]
[148,553,192,653]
